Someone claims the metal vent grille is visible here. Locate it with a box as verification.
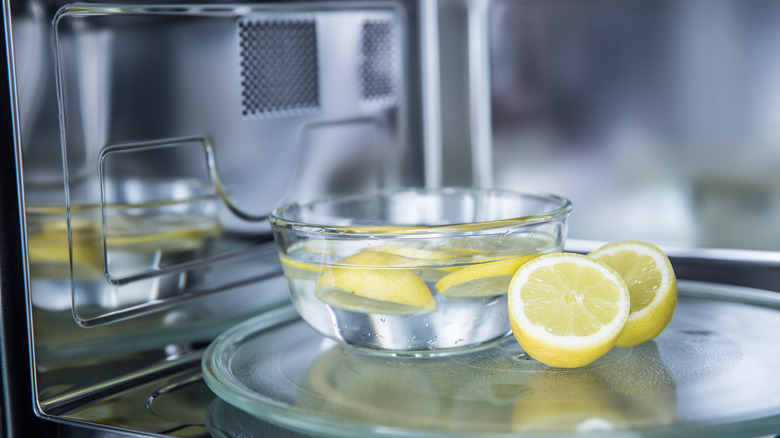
[238,18,320,117]
[360,19,399,104]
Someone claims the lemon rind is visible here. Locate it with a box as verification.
[588,241,677,348]
[587,241,675,323]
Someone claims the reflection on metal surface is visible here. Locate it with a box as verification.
[146,370,211,427]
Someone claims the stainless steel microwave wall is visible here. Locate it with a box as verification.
[4,0,780,437]
[3,1,428,435]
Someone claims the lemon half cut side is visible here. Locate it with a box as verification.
[588,241,677,348]
[507,253,630,368]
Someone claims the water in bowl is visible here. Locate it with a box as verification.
[280,232,562,354]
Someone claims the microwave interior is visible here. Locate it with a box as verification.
[4,0,780,436]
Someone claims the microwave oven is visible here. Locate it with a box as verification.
[3,0,780,437]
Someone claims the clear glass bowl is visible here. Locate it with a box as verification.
[268,187,572,354]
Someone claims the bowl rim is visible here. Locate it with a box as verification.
[268,186,572,236]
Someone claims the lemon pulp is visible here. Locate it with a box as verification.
[508,253,630,368]
[522,261,625,336]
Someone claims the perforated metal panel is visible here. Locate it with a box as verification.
[238,18,320,118]
[360,19,399,104]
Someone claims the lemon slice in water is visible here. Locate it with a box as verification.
[588,241,677,348]
[365,244,458,282]
[508,253,630,368]
[315,251,437,315]
[435,255,539,298]
[438,233,557,256]
[280,254,326,281]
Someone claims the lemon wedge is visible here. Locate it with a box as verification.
[301,240,340,255]
[435,255,539,298]
[315,251,437,315]
[280,254,326,281]
[588,241,677,348]
[364,244,458,282]
[507,253,630,368]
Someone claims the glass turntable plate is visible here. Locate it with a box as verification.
[202,280,780,437]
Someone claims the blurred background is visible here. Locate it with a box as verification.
[438,0,780,253]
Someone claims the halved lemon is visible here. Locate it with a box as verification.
[315,251,437,315]
[588,241,677,348]
[508,253,630,368]
[435,255,539,298]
